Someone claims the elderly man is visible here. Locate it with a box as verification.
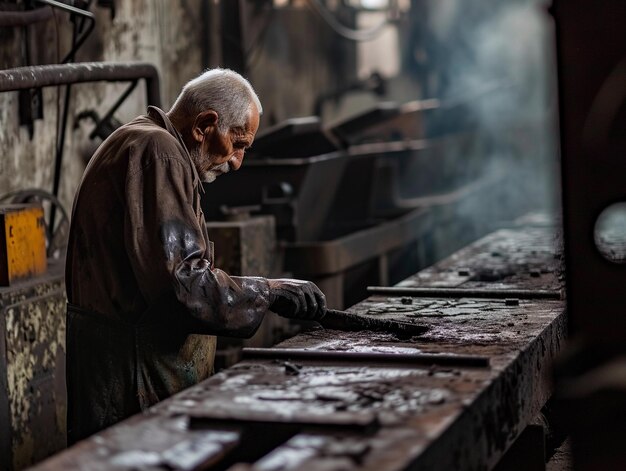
[65,69,326,444]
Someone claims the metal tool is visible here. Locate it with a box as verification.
[319,309,428,336]
[188,408,380,433]
[367,286,563,300]
[242,348,490,368]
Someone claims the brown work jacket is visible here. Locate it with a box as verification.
[65,106,271,444]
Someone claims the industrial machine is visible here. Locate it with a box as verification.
[202,95,529,311]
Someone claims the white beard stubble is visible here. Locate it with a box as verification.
[190,147,231,183]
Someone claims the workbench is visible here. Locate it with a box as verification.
[31,221,565,471]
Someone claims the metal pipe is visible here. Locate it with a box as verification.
[0,6,53,27]
[242,348,491,368]
[50,82,73,239]
[0,62,161,106]
[49,1,95,236]
[367,286,564,300]
[0,62,160,235]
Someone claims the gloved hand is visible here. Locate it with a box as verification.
[268,278,326,321]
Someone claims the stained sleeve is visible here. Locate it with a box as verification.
[124,154,271,337]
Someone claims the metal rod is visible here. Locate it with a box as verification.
[50,82,72,239]
[0,62,160,234]
[50,4,93,235]
[367,286,563,300]
[242,348,490,368]
[189,410,379,433]
[0,62,161,106]
[320,309,429,337]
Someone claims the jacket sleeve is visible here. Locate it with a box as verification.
[124,154,271,337]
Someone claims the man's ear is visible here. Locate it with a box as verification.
[191,110,219,143]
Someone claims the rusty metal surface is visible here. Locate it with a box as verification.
[0,62,161,107]
[31,224,564,471]
[397,227,563,292]
[30,414,240,471]
[0,261,66,470]
[241,347,489,368]
[245,299,564,470]
[366,286,562,300]
[281,279,562,365]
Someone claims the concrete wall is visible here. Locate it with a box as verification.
[0,0,206,219]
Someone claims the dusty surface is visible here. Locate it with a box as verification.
[398,227,563,292]
[31,414,240,471]
[248,296,564,470]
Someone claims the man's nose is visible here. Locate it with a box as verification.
[229,151,244,171]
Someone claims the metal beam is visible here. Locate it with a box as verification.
[367,286,563,300]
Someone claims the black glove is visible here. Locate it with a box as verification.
[268,278,326,320]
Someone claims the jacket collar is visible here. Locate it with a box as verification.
[146,106,204,193]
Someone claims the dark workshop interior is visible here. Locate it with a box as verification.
[0,0,624,470]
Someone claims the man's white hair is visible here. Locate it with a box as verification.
[170,68,262,132]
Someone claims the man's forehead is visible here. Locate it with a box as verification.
[243,109,260,133]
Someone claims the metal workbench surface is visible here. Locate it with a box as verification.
[31,224,565,471]
[396,225,564,293]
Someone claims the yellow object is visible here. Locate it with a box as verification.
[0,204,47,286]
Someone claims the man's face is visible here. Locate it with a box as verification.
[192,107,260,183]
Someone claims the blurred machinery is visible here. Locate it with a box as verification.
[203,95,530,310]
